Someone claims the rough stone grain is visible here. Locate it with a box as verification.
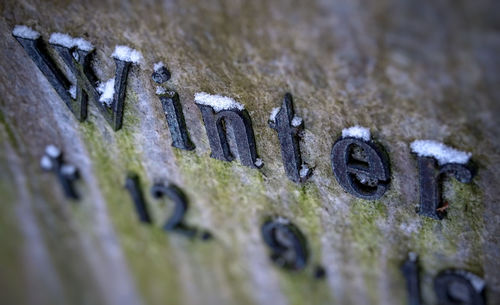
[1,1,499,305]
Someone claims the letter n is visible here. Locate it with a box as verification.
[195,99,261,168]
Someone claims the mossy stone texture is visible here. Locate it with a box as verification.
[0,1,499,305]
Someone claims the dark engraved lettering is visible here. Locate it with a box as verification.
[416,157,475,220]
[269,93,311,183]
[313,265,327,280]
[401,254,487,305]
[330,137,390,200]
[261,218,308,270]
[12,33,86,120]
[434,270,486,305]
[124,173,211,240]
[151,65,171,84]
[195,103,262,168]
[40,145,79,200]
[401,252,421,305]
[124,173,152,223]
[151,183,202,238]
[156,90,195,150]
[12,30,134,130]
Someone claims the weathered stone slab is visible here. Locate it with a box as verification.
[1,1,499,305]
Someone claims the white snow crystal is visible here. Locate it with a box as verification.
[274,217,290,224]
[342,125,371,141]
[299,164,310,178]
[291,116,303,127]
[45,145,61,158]
[12,25,40,39]
[97,78,115,106]
[112,45,143,63]
[156,86,167,95]
[454,270,485,291]
[68,85,77,99]
[40,155,52,170]
[61,164,77,176]
[269,107,303,127]
[49,32,94,51]
[153,61,165,72]
[410,140,471,165]
[399,221,420,236]
[269,107,280,122]
[194,92,244,112]
[254,158,264,167]
[408,252,418,261]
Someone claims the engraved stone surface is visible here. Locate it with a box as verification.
[0,1,500,305]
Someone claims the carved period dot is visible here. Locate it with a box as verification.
[151,66,171,84]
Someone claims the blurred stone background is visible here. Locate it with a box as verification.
[1,0,499,304]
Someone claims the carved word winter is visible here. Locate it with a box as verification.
[13,25,476,221]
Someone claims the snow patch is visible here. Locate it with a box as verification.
[269,107,280,122]
[269,106,303,127]
[408,252,418,261]
[49,32,94,51]
[342,125,371,141]
[12,25,40,39]
[68,85,77,99]
[274,217,290,224]
[153,61,165,72]
[112,45,143,63]
[194,92,244,112]
[61,164,77,176]
[291,116,303,127]
[45,145,61,158]
[399,221,420,236]
[254,158,264,168]
[155,86,167,95]
[299,164,310,178]
[410,140,471,165]
[97,78,115,106]
[40,155,52,170]
[455,270,486,291]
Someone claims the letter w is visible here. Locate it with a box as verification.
[13,30,136,131]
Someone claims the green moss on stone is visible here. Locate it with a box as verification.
[347,199,388,304]
[275,183,332,305]
[78,96,185,305]
[405,177,484,305]
[0,108,19,149]
[172,150,263,305]
[0,130,25,305]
